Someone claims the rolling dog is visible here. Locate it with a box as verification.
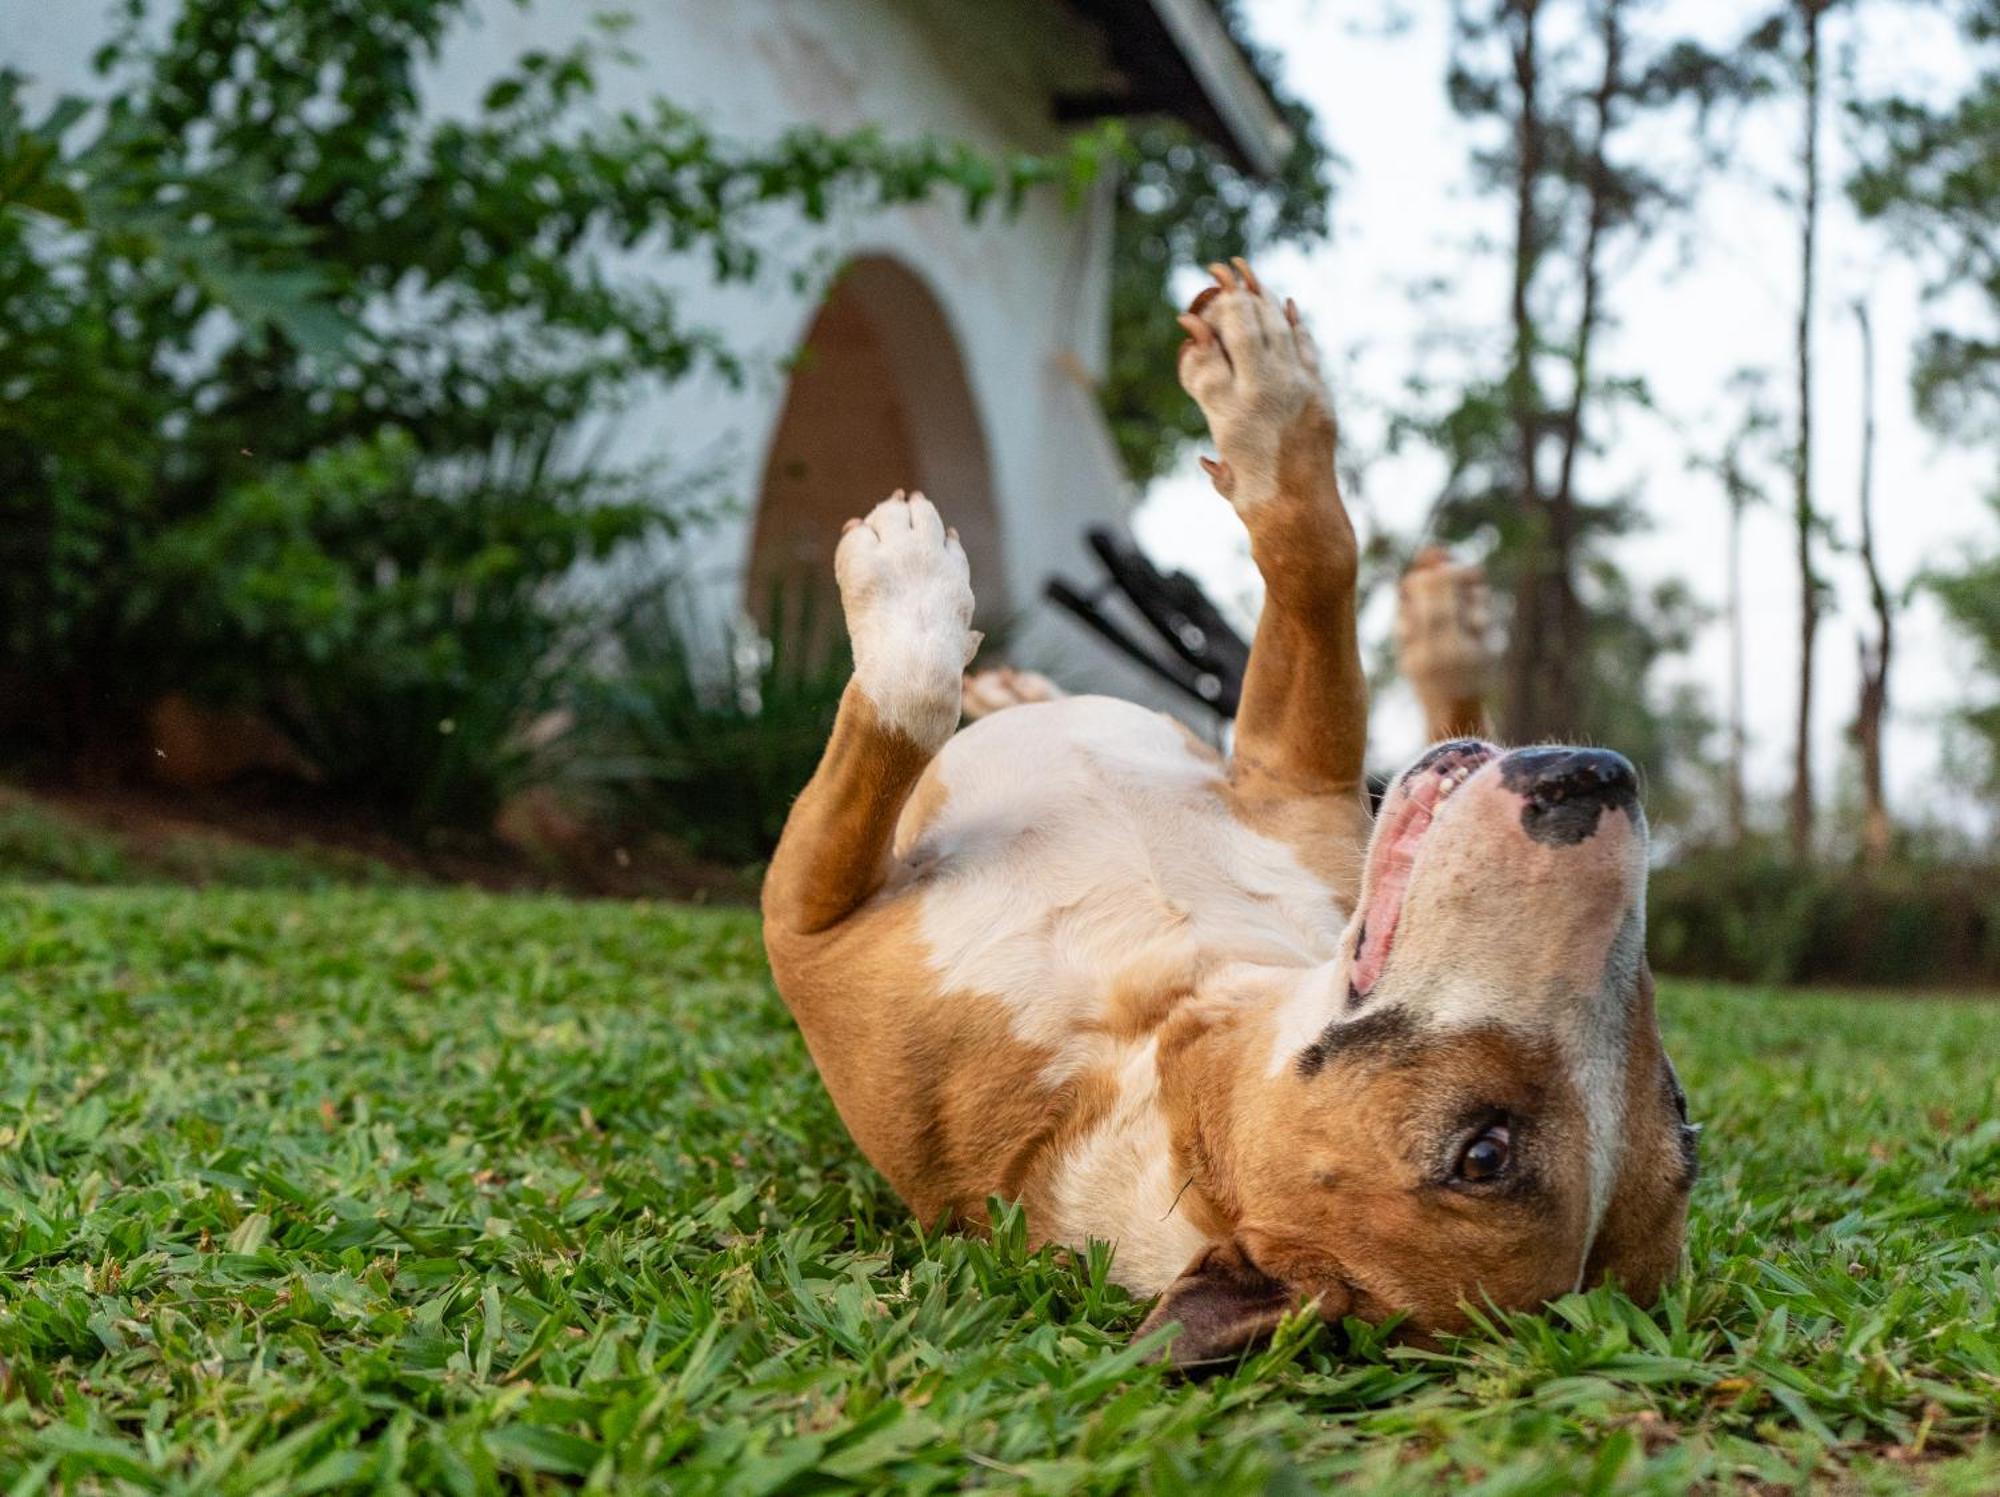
[763,263,1697,1366]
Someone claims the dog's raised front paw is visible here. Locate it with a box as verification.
[835,490,978,751]
[1176,259,1331,513]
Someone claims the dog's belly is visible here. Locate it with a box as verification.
[883,696,1349,1288]
[896,696,1348,1072]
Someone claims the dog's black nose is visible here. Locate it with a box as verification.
[1502,747,1637,803]
[1499,748,1639,845]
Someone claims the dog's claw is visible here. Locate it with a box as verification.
[1176,263,1327,518]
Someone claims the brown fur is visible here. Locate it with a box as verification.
[1210,397,1373,900]
[1582,971,1697,1302]
[768,895,1106,1230]
[761,262,1693,1369]
[1147,1006,1597,1341]
[762,685,934,936]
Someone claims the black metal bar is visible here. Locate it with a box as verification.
[1084,527,1250,683]
[1046,578,1237,715]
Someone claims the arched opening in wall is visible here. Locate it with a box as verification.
[747,255,1004,650]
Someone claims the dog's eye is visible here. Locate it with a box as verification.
[1456,1122,1512,1182]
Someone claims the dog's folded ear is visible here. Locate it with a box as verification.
[1133,1239,1334,1370]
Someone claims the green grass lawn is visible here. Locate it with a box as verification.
[0,882,1994,1495]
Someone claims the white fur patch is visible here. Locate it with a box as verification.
[1040,1037,1212,1294]
[908,697,1347,1081]
[1571,912,1647,1268]
[896,695,1347,1292]
[835,492,976,752]
[1265,961,1346,1076]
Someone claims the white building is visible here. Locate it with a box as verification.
[13,0,1290,697]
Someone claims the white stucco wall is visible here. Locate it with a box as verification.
[12,0,1178,705]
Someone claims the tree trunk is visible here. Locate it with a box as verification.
[1502,0,1549,744]
[1544,0,1624,745]
[1727,487,1747,844]
[1853,299,1892,862]
[1789,0,1823,860]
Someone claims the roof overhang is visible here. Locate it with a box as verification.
[1056,0,1294,177]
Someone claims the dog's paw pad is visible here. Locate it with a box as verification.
[1176,261,1328,509]
[836,491,976,749]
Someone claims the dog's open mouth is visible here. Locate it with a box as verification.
[1349,739,1498,998]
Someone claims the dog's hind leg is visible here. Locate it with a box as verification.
[1177,262,1373,885]
[762,490,978,937]
[1395,548,1495,743]
[961,667,1064,721]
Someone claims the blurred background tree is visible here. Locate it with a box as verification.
[1850,0,1999,445]
[1850,0,1999,815]
[1925,502,2000,810]
[1389,0,1751,816]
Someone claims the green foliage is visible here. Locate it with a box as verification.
[564,585,853,867]
[1850,0,2000,442]
[1099,5,1335,485]
[0,882,1996,1489]
[131,429,656,827]
[1925,494,2000,800]
[0,0,1070,823]
[1651,849,2000,986]
[1411,0,1742,758]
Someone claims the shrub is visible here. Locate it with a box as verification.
[1648,848,2000,987]
[0,0,1074,825]
[1924,494,2000,808]
[129,429,656,827]
[563,584,852,867]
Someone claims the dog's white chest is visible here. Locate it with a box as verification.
[901,697,1346,1066]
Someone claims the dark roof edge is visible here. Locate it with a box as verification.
[1144,0,1293,176]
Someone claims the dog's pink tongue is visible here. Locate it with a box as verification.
[1350,778,1441,995]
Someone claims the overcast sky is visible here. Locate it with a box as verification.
[1136,0,1995,843]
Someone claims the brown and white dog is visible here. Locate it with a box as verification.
[762,263,1697,1367]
